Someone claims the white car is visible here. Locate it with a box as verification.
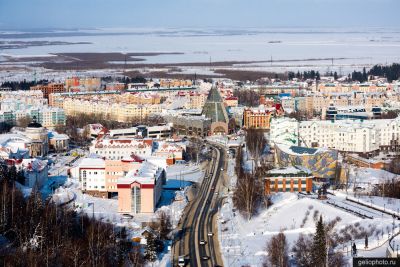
[207,232,214,236]
[178,256,185,267]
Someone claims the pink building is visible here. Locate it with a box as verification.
[117,161,165,214]
[105,155,144,193]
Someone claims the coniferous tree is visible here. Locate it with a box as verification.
[334,72,338,80]
[311,215,326,267]
[144,233,158,262]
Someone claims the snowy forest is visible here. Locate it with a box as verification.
[0,164,146,266]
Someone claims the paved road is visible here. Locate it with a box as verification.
[172,142,226,266]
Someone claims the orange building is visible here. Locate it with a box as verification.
[224,96,239,107]
[30,83,65,99]
[264,167,313,194]
[243,107,274,129]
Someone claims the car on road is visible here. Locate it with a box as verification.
[220,168,224,171]
[199,240,207,245]
[211,186,215,190]
[178,256,185,266]
[201,256,210,261]
[122,213,133,219]
[207,232,214,236]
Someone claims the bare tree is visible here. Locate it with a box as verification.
[245,128,266,161]
[292,234,313,267]
[233,172,263,220]
[264,232,289,267]
[17,115,32,127]
[151,210,172,240]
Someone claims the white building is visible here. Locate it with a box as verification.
[89,137,153,160]
[77,158,106,192]
[8,158,49,188]
[270,116,400,154]
[280,96,295,113]
[299,120,380,153]
[270,117,299,147]
[147,125,172,139]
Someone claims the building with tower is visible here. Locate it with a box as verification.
[201,86,229,135]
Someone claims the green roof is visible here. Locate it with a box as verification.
[202,86,229,123]
[206,86,223,102]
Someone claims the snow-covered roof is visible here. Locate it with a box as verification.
[48,131,69,140]
[79,158,105,169]
[267,166,312,177]
[118,161,162,185]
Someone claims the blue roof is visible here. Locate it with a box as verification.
[289,146,317,155]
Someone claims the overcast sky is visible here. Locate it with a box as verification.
[0,0,398,29]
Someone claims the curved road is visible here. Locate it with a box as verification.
[173,142,226,266]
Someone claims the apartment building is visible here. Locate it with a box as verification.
[316,82,389,94]
[271,117,400,154]
[89,137,153,160]
[159,79,193,88]
[30,83,65,99]
[296,92,397,115]
[224,96,239,107]
[0,90,47,105]
[65,77,102,91]
[243,106,277,129]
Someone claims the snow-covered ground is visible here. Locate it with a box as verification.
[165,164,204,185]
[349,167,399,188]
[39,154,203,267]
[218,158,399,266]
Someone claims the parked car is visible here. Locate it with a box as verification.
[178,256,185,266]
[122,214,133,219]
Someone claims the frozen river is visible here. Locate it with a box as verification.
[1,27,400,74]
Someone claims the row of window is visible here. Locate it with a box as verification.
[273,180,307,184]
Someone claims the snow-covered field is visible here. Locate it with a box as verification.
[349,167,399,188]
[218,159,399,266]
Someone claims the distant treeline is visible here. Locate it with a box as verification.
[0,80,48,91]
[101,75,147,84]
[288,63,400,83]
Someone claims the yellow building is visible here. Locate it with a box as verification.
[159,79,193,88]
[243,107,274,129]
